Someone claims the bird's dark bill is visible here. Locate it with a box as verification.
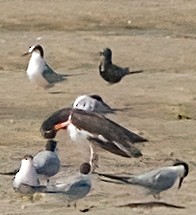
[22,52,30,56]
[178,177,184,189]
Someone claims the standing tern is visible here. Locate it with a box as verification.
[40,108,147,158]
[46,162,92,207]
[99,48,143,84]
[23,44,66,89]
[33,140,60,184]
[98,160,189,199]
[13,155,46,194]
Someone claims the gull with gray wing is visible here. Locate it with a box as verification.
[46,162,92,207]
[33,140,60,184]
[13,155,46,194]
[23,44,66,89]
[98,160,189,199]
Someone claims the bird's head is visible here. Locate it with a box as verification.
[80,163,91,175]
[99,48,112,61]
[22,44,44,57]
[45,140,58,152]
[173,160,189,189]
[40,108,72,139]
[21,154,34,166]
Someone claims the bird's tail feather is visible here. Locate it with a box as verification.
[127,70,144,75]
[98,172,134,184]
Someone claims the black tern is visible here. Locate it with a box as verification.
[98,160,189,199]
[33,140,60,184]
[99,48,143,84]
[23,44,66,89]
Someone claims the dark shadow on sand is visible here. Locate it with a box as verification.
[48,91,67,94]
[59,72,87,77]
[0,168,19,176]
[117,201,185,209]
[111,107,133,113]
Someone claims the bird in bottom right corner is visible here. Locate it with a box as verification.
[98,48,143,84]
[98,160,189,199]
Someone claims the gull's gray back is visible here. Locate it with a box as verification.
[130,167,178,194]
[33,151,60,177]
[42,63,65,84]
[64,178,91,201]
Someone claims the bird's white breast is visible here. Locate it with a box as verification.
[26,52,49,87]
[26,52,44,78]
[13,161,39,188]
[67,123,92,142]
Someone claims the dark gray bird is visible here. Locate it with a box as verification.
[99,48,143,84]
[98,160,189,199]
[23,44,66,89]
[33,140,60,184]
[40,108,147,159]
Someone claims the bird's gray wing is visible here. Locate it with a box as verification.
[64,180,91,200]
[42,64,66,84]
[46,179,91,200]
[149,171,177,191]
[33,152,60,176]
[129,169,178,194]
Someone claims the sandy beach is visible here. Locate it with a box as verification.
[0,0,196,214]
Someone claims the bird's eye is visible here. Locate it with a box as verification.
[83,102,86,107]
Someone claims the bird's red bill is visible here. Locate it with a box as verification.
[54,121,70,131]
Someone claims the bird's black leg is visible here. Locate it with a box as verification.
[153,194,161,199]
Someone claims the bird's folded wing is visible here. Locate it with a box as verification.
[42,64,65,83]
[72,110,147,144]
[72,110,146,157]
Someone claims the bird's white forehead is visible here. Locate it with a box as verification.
[28,45,36,53]
[73,95,88,108]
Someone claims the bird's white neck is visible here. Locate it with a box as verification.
[20,160,37,176]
